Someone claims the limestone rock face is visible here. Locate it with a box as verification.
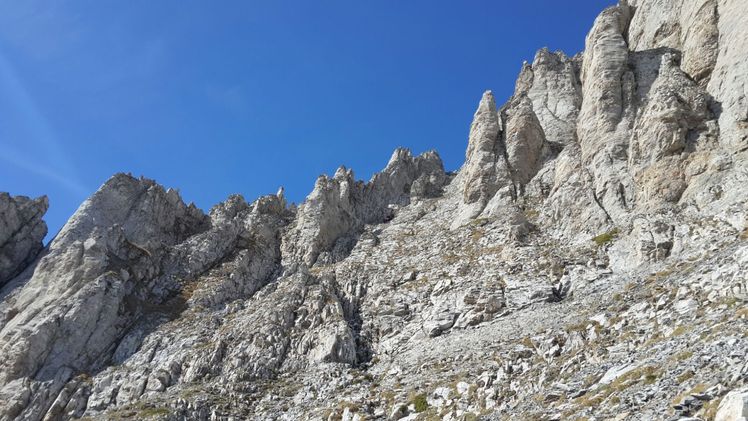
[503,95,547,186]
[285,148,446,265]
[522,48,582,147]
[1,1,748,420]
[576,2,635,225]
[707,0,748,153]
[0,193,48,286]
[629,52,716,206]
[628,0,747,152]
[460,91,510,213]
[715,387,748,421]
[577,2,632,159]
[628,0,719,84]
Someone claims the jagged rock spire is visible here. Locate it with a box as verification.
[459,91,512,221]
[1,1,748,419]
[284,148,447,266]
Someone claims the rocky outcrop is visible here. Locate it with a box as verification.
[707,0,748,153]
[503,95,547,186]
[520,48,582,147]
[459,91,511,220]
[628,0,719,83]
[457,86,551,225]
[1,1,747,420]
[0,193,48,286]
[284,148,446,265]
[715,387,748,421]
[627,0,747,151]
[629,52,717,206]
[0,174,211,420]
[576,2,635,225]
[454,0,747,244]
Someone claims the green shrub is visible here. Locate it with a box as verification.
[411,393,428,412]
[592,228,620,247]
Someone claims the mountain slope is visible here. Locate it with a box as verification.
[1,1,747,420]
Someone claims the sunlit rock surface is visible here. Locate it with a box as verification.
[1,1,747,419]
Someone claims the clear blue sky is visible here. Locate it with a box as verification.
[0,0,612,241]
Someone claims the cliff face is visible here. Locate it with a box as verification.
[0,193,48,287]
[1,1,747,420]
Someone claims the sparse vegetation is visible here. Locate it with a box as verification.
[524,208,539,220]
[675,369,694,383]
[591,228,620,247]
[672,350,694,361]
[671,383,707,406]
[138,407,170,418]
[575,365,662,410]
[409,392,428,412]
[702,396,723,419]
[670,324,691,337]
[470,227,485,241]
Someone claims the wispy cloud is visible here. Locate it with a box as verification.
[0,149,89,196]
[0,50,89,197]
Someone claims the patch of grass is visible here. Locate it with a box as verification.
[575,365,662,410]
[676,369,694,383]
[671,383,707,406]
[610,365,661,389]
[409,392,428,413]
[646,268,675,283]
[709,296,741,311]
[520,336,535,349]
[670,325,691,337]
[565,320,602,336]
[672,350,694,361]
[643,331,665,347]
[180,280,200,302]
[573,393,605,408]
[470,217,490,227]
[138,407,170,418]
[702,396,723,419]
[76,372,93,384]
[591,228,620,247]
[441,252,460,265]
[470,227,485,242]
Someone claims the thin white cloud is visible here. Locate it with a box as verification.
[0,149,89,196]
[0,51,89,197]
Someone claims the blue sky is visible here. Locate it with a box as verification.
[0,0,612,241]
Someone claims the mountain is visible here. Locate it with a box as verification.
[1,1,747,420]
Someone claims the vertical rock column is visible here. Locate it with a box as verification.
[457,91,513,224]
[577,3,635,223]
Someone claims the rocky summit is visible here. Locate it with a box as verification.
[1,1,747,420]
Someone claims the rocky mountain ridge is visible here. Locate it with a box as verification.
[1,0,747,420]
